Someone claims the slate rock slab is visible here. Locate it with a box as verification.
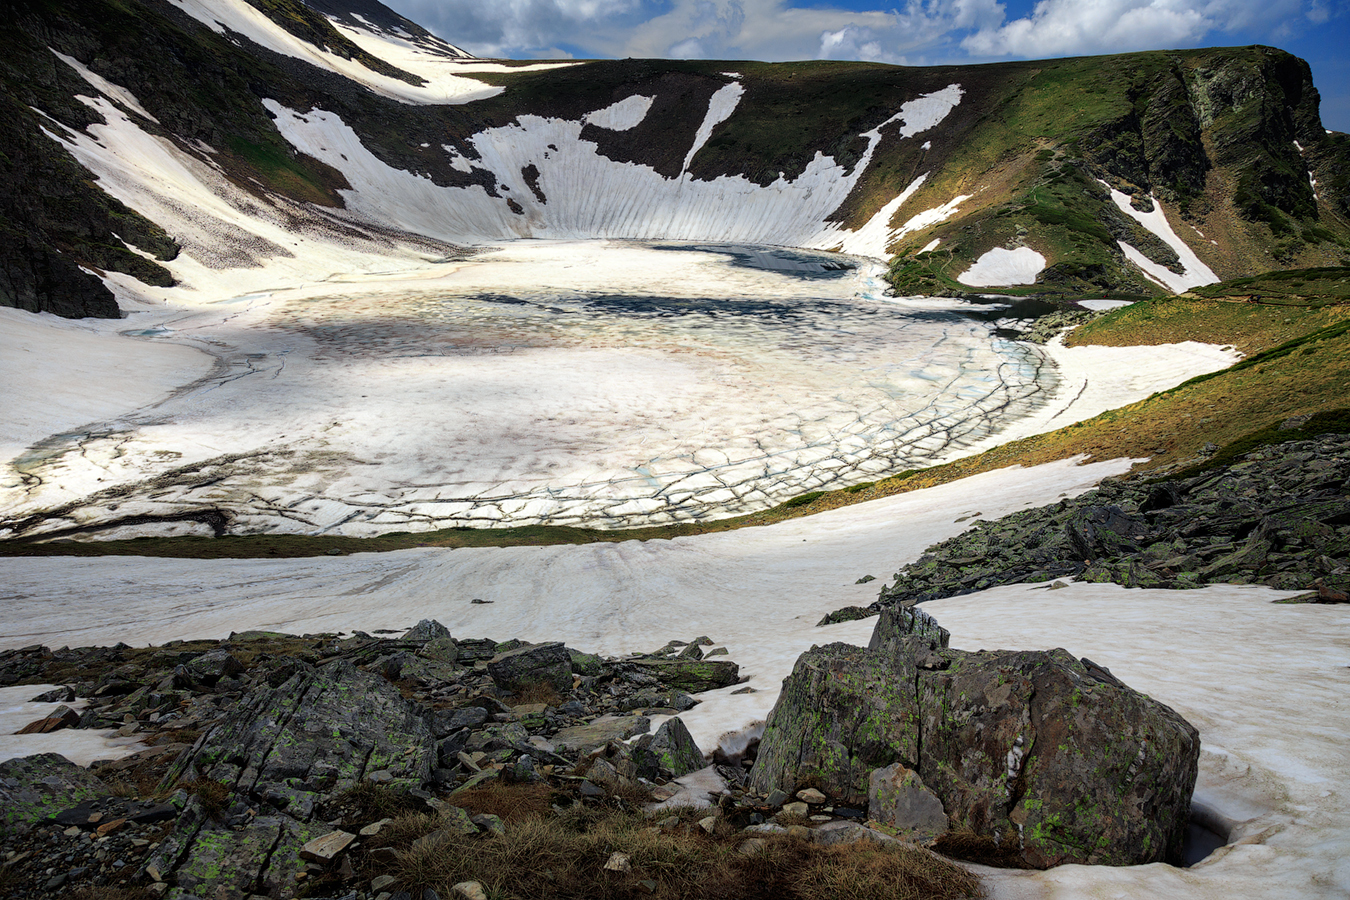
[750,607,1200,868]
[144,798,322,900]
[626,658,740,692]
[550,715,651,754]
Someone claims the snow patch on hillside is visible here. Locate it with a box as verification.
[51,50,159,124]
[1105,184,1218,293]
[584,95,655,131]
[958,247,1046,287]
[682,82,744,173]
[261,82,964,252]
[164,0,503,104]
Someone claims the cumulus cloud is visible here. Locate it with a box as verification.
[962,0,1317,58]
[384,0,1338,64]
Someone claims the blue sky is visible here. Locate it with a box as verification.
[384,1,1348,131]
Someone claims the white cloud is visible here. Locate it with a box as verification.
[962,0,1313,58]
[379,0,1342,95]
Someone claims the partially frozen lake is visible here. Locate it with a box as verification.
[2,240,1236,540]
[2,241,1047,538]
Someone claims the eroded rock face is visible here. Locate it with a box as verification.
[164,658,435,817]
[750,607,1200,868]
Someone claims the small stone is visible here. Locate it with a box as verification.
[361,818,394,837]
[366,770,395,784]
[300,830,356,863]
[780,801,809,818]
[764,789,788,807]
[471,813,505,837]
[697,815,717,835]
[451,882,488,900]
[796,788,826,804]
[95,818,127,836]
[738,837,768,856]
[603,851,631,873]
[372,874,398,891]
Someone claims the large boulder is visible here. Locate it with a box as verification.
[486,642,572,694]
[750,607,1200,868]
[626,657,740,692]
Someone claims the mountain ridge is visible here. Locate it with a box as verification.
[0,0,1347,318]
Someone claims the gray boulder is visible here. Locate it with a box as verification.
[404,619,452,643]
[486,642,572,694]
[750,607,1200,868]
[868,763,948,839]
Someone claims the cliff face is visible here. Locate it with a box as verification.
[0,0,1347,317]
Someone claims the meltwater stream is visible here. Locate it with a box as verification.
[1,241,1053,539]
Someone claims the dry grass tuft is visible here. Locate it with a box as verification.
[367,812,441,850]
[388,806,982,900]
[67,888,157,900]
[337,782,424,822]
[450,781,557,823]
[796,842,983,900]
[180,778,230,817]
[512,680,564,706]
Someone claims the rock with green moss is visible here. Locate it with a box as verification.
[625,657,740,692]
[163,658,434,818]
[750,607,1199,868]
[0,754,106,836]
[143,797,321,900]
[631,716,705,780]
[567,649,603,676]
[486,642,572,694]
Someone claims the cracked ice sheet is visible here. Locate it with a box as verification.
[926,584,1350,900]
[0,307,213,463]
[955,333,1241,457]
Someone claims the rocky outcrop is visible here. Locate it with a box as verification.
[862,433,1350,612]
[751,607,1200,868]
[163,658,437,818]
[0,623,740,898]
[0,754,107,836]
